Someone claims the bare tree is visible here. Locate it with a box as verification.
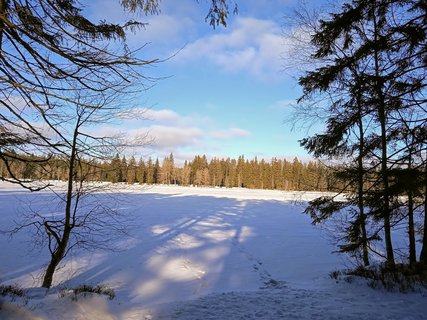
[0,0,237,288]
[0,0,237,190]
[10,82,149,287]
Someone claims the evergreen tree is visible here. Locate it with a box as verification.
[160,153,174,184]
[146,158,154,184]
[120,156,128,183]
[127,156,138,184]
[153,158,160,184]
[297,0,426,267]
[137,157,146,184]
[236,155,245,187]
[181,160,191,186]
[111,154,122,183]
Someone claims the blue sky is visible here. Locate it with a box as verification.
[87,0,330,164]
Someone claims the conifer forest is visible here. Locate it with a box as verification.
[0,153,337,192]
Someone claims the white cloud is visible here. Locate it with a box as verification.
[144,125,203,149]
[144,109,181,123]
[123,109,252,151]
[210,128,251,140]
[115,107,211,128]
[175,17,285,80]
[89,108,206,150]
[141,108,212,128]
[76,107,253,162]
[82,123,202,156]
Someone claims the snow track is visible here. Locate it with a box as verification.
[161,285,426,320]
[231,232,278,288]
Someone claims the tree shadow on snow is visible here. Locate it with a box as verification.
[1,190,341,318]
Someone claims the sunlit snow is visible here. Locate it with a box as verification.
[0,182,425,319]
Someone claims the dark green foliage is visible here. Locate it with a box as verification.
[71,284,115,300]
[304,196,346,224]
[205,0,238,28]
[337,213,381,254]
[0,284,28,305]
[345,264,427,292]
[0,284,26,298]
[387,168,423,198]
[296,0,427,268]
[120,0,161,15]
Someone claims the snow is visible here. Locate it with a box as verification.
[0,182,425,319]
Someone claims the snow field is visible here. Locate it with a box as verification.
[0,182,425,319]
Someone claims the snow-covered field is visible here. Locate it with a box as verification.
[0,182,425,319]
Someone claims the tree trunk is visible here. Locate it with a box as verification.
[357,92,369,267]
[372,4,394,267]
[420,168,427,264]
[0,0,5,49]
[41,121,79,288]
[408,192,416,265]
[379,91,395,268]
[42,237,68,288]
[407,153,416,266]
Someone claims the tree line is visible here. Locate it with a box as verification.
[1,152,339,192]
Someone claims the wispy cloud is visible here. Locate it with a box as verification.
[143,108,210,127]
[144,109,181,123]
[175,17,285,80]
[210,128,251,140]
[115,108,253,160]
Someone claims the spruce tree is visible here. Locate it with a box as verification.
[297,0,426,267]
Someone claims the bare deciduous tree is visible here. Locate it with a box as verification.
[0,0,237,288]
